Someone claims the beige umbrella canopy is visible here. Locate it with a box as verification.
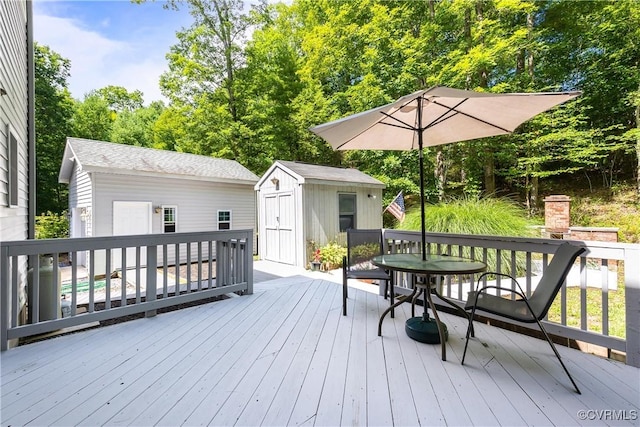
[310,86,580,258]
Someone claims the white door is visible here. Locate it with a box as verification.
[263,192,295,265]
[113,201,152,270]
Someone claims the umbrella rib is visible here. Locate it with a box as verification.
[379,111,417,131]
[429,99,512,133]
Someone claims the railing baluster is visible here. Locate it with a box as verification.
[89,250,95,313]
[11,257,19,328]
[197,242,203,291]
[187,243,192,292]
[525,252,532,296]
[163,244,168,298]
[175,243,180,295]
[105,249,111,309]
[71,252,77,316]
[121,247,127,307]
[601,259,609,336]
[510,250,517,300]
[580,256,587,330]
[208,240,214,289]
[136,246,141,304]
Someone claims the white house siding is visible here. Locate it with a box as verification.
[0,0,29,243]
[83,173,256,274]
[303,183,383,247]
[0,1,29,317]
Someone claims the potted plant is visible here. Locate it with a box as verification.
[310,249,322,271]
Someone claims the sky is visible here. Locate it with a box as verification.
[33,0,194,104]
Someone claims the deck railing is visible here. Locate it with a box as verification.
[0,230,253,350]
[382,230,640,368]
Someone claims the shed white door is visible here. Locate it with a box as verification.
[264,192,295,265]
[113,201,152,270]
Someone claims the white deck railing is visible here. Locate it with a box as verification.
[382,230,640,367]
[1,230,253,350]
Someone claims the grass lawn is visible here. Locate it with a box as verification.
[547,284,626,339]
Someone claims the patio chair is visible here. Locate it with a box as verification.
[462,242,586,394]
[342,229,394,316]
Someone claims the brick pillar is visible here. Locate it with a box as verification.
[544,195,571,233]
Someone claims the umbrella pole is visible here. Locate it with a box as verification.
[417,97,427,261]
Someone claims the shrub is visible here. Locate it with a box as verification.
[318,242,347,270]
[35,211,69,239]
[398,196,539,273]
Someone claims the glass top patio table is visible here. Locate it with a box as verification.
[371,253,487,276]
[372,253,486,361]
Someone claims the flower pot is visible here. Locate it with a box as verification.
[310,261,321,271]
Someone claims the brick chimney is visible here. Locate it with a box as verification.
[544,195,571,233]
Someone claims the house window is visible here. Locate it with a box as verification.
[339,193,356,231]
[163,206,177,233]
[8,130,18,207]
[218,210,231,230]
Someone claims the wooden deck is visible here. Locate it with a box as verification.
[2,264,639,426]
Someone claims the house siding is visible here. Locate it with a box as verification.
[74,173,256,274]
[0,0,29,243]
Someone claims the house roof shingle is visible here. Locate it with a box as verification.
[59,138,259,185]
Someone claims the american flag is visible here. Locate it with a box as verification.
[385,191,405,222]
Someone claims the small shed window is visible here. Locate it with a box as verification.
[338,193,356,231]
[8,129,18,207]
[218,210,231,230]
[163,206,177,233]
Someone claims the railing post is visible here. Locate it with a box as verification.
[146,245,157,318]
[624,246,640,367]
[245,233,253,295]
[1,246,9,351]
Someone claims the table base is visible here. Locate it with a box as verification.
[405,317,448,344]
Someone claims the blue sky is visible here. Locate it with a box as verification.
[33,0,193,104]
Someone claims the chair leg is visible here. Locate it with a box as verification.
[535,317,581,394]
[461,305,478,365]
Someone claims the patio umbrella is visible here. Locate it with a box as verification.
[310,86,580,260]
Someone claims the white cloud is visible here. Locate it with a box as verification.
[34,12,170,104]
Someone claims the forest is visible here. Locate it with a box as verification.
[35,0,640,218]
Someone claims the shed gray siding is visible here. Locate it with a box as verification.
[256,161,384,268]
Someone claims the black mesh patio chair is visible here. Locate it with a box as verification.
[342,229,394,316]
[462,242,586,394]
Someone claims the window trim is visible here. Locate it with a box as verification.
[217,209,232,230]
[162,205,177,233]
[338,193,357,232]
[7,125,19,207]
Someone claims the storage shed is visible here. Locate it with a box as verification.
[59,138,259,274]
[255,161,385,268]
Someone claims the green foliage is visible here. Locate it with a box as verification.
[399,196,538,272]
[34,43,74,214]
[35,212,69,239]
[317,242,347,270]
[400,197,538,237]
[350,242,380,265]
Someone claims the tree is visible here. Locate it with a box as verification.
[96,85,144,112]
[111,101,165,146]
[34,43,74,214]
[71,93,113,141]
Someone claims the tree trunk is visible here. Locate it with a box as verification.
[636,83,640,201]
[435,149,446,202]
[483,145,495,195]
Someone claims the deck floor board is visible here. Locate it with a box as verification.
[2,270,639,427]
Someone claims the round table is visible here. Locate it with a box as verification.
[372,253,487,361]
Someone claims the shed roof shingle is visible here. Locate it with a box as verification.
[276,160,384,186]
[61,138,259,184]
